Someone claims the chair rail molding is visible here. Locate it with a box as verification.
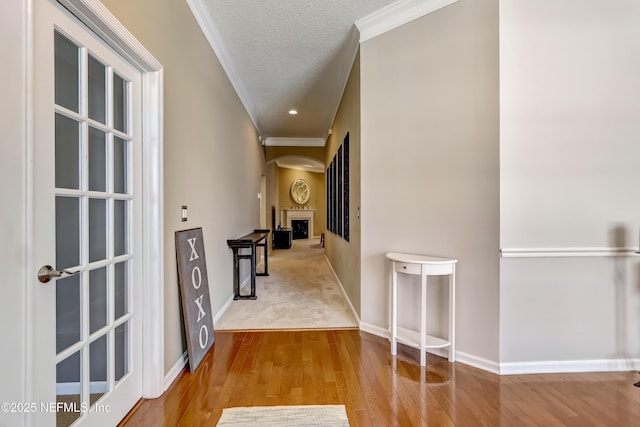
[500,247,639,258]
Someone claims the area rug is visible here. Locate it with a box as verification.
[216,404,349,426]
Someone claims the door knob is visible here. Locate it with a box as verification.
[37,265,79,283]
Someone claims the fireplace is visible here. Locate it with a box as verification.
[291,220,309,240]
[286,209,315,240]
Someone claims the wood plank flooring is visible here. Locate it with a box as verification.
[120,330,640,426]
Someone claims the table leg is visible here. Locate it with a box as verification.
[256,240,269,276]
[449,265,456,362]
[391,268,398,356]
[232,248,240,300]
[263,240,269,275]
[250,245,257,298]
[420,270,427,366]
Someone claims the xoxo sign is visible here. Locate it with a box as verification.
[176,228,215,372]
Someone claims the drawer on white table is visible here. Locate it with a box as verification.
[394,262,421,275]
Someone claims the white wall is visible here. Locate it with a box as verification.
[500,0,640,365]
[0,1,27,426]
[360,0,500,363]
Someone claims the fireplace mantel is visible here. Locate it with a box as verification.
[286,209,315,239]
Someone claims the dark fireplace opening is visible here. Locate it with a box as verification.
[292,219,309,240]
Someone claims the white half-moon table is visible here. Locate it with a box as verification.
[385,252,457,366]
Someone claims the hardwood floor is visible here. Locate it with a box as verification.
[120,330,640,426]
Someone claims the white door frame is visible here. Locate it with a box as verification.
[25,0,165,405]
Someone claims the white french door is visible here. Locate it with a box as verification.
[31,0,143,425]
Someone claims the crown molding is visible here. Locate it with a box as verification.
[186,0,263,133]
[265,137,326,147]
[356,0,460,42]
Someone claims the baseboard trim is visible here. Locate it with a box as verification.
[358,323,639,376]
[359,322,389,339]
[213,294,234,326]
[499,358,640,375]
[457,351,501,375]
[324,255,361,325]
[164,350,188,391]
[213,273,251,327]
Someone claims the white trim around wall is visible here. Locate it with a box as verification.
[500,247,639,258]
[213,273,252,325]
[164,351,188,392]
[500,359,640,376]
[58,0,165,399]
[324,255,361,326]
[356,0,460,42]
[358,323,640,376]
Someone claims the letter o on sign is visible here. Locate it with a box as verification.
[191,266,201,289]
[199,324,208,349]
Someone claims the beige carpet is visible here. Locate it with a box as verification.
[215,238,358,330]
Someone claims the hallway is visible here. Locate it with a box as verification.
[214,238,358,331]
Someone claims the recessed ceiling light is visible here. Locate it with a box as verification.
[288,109,298,115]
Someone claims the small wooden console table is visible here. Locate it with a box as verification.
[227,229,270,300]
[385,252,457,366]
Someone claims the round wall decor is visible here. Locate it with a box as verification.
[290,178,310,204]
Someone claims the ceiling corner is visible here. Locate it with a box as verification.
[185,0,263,133]
[356,0,460,42]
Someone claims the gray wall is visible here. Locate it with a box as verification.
[360,0,500,362]
[499,0,640,364]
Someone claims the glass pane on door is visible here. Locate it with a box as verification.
[114,200,128,256]
[88,127,107,192]
[113,73,128,133]
[114,322,129,382]
[89,335,108,405]
[55,196,80,271]
[113,137,129,194]
[56,275,81,353]
[89,267,108,334]
[89,198,107,263]
[56,350,82,427]
[88,54,106,124]
[55,114,80,190]
[114,261,128,319]
[54,32,79,113]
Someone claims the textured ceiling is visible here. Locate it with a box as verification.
[199,0,398,140]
